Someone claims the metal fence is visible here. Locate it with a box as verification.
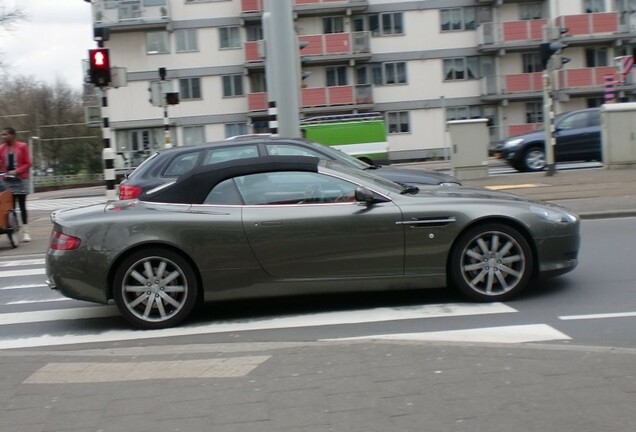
[32,174,104,192]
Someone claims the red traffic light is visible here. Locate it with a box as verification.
[88,48,112,86]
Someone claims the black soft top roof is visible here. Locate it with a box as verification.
[140,155,320,204]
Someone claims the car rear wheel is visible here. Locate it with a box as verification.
[450,223,533,302]
[113,248,198,329]
[521,146,546,172]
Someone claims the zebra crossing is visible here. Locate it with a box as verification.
[27,196,107,211]
[0,255,576,351]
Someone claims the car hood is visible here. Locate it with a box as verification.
[413,186,567,209]
[369,165,462,186]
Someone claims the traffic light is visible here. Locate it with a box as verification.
[540,41,568,70]
[165,92,179,105]
[88,48,111,87]
[298,40,311,83]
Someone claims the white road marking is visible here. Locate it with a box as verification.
[0,259,45,267]
[559,311,636,320]
[0,269,46,278]
[321,324,571,344]
[0,283,48,291]
[27,198,106,211]
[6,298,69,305]
[0,303,517,350]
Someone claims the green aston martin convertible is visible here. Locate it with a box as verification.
[46,156,580,329]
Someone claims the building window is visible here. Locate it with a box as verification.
[441,7,476,31]
[585,47,608,66]
[523,53,543,73]
[443,57,487,81]
[584,0,606,13]
[363,62,407,85]
[146,31,169,54]
[368,12,403,36]
[387,111,410,134]
[525,102,543,124]
[249,72,266,93]
[219,26,241,49]
[180,78,201,100]
[326,66,348,86]
[323,16,345,34]
[446,106,484,121]
[586,97,604,107]
[183,126,205,146]
[520,3,543,20]
[225,123,248,138]
[246,23,263,42]
[222,74,244,97]
[176,29,198,52]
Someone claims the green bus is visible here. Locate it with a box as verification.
[300,112,388,164]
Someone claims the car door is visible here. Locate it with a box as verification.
[237,171,405,279]
[554,110,600,161]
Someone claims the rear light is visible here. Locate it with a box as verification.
[50,231,81,251]
[119,184,143,200]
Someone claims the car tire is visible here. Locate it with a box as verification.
[113,248,199,329]
[449,223,534,302]
[521,146,546,172]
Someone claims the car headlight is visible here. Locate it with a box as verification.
[503,138,524,149]
[530,205,578,224]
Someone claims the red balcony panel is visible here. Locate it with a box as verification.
[241,0,263,13]
[594,67,617,85]
[566,69,594,87]
[302,88,328,107]
[502,21,531,41]
[324,33,350,54]
[508,124,538,137]
[505,73,541,93]
[299,35,324,55]
[327,86,354,105]
[560,15,592,35]
[248,93,267,111]
[244,41,261,62]
[529,20,547,40]
[592,13,618,33]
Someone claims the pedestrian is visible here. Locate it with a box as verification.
[0,127,32,242]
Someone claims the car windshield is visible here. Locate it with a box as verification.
[323,160,404,194]
[312,144,372,170]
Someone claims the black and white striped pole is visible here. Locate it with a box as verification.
[101,89,117,200]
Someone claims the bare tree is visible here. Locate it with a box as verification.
[0,2,27,70]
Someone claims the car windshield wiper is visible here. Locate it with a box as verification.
[400,185,420,195]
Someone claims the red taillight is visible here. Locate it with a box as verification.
[119,184,143,200]
[50,231,81,251]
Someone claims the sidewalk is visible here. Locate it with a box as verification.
[1,164,635,256]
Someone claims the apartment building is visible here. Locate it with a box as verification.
[87,0,636,168]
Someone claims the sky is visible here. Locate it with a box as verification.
[0,0,94,88]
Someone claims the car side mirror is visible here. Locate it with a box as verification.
[355,186,384,204]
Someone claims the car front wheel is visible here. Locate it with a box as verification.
[449,223,534,302]
[521,146,546,172]
[113,248,199,329]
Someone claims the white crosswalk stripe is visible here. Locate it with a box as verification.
[27,197,106,211]
[0,257,576,350]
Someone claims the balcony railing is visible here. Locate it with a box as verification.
[247,85,371,111]
[242,0,354,14]
[478,12,621,49]
[92,0,170,26]
[482,67,618,97]
[244,32,370,63]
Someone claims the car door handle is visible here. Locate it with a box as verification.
[260,220,284,227]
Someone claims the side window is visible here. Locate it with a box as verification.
[163,152,201,177]
[587,110,600,127]
[559,113,588,130]
[235,172,357,205]
[204,179,244,205]
[203,145,259,165]
[266,144,325,158]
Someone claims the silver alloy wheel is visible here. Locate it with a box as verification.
[459,230,526,297]
[120,255,189,324]
[524,148,546,171]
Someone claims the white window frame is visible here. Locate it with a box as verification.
[219,26,241,49]
[176,29,198,53]
[225,123,248,138]
[179,77,202,100]
[146,31,170,54]
[222,74,244,97]
[387,111,410,134]
[183,126,206,146]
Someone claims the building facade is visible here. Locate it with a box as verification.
[87,0,636,169]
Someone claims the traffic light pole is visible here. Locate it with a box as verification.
[101,87,117,200]
[542,69,556,176]
[158,68,173,149]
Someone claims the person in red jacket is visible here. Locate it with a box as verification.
[0,127,32,242]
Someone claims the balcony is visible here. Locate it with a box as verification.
[481,66,621,101]
[92,0,170,31]
[241,0,368,15]
[247,85,372,112]
[244,32,371,64]
[478,12,624,52]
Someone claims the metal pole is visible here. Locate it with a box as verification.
[543,71,556,176]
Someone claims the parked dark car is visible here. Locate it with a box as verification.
[47,156,580,329]
[496,108,601,172]
[118,136,461,199]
